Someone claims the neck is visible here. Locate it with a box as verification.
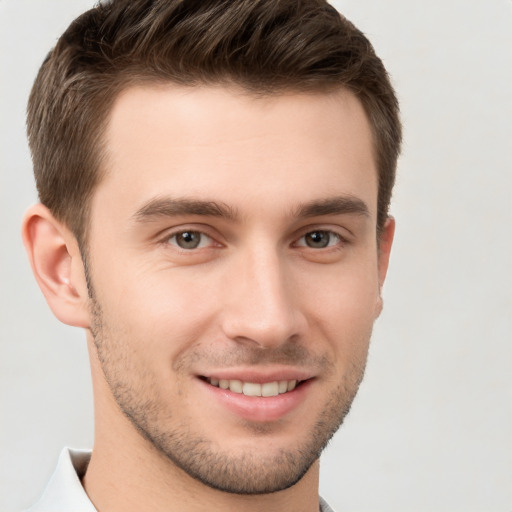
[84,340,321,512]
[83,422,320,512]
[84,446,320,512]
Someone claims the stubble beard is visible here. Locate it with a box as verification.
[89,296,369,495]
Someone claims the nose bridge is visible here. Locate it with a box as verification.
[221,241,303,348]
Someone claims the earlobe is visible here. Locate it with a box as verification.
[374,216,395,318]
[22,204,91,328]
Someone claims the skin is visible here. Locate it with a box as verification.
[23,85,394,512]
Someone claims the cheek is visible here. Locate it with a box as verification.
[298,258,380,319]
[297,260,379,355]
[96,266,222,359]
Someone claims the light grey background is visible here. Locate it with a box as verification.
[1,1,511,511]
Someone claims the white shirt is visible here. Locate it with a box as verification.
[27,448,96,512]
[27,448,336,512]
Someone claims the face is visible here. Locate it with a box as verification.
[85,85,391,494]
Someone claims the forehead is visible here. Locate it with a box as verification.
[94,84,377,223]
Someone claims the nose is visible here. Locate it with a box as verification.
[219,246,306,349]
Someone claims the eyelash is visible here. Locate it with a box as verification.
[165,230,218,251]
[294,230,344,250]
[162,228,346,252]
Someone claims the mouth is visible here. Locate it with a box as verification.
[201,377,305,397]
[198,373,313,422]
[201,376,305,397]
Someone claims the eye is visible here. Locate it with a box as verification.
[167,230,212,250]
[296,230,342,249]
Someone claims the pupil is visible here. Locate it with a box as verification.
[306,231,329,248]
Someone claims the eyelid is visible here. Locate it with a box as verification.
[158,224,224,250]
[291,225,350,247]
[294,231,343,249]
[168,231,212,250]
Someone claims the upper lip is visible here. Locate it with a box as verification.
[198,367,315,383]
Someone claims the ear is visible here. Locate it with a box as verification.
[374,216,395,318]
[22,203,91,328]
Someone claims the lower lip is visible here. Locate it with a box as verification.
[199,378,313,423]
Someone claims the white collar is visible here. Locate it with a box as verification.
[27,447,96,511]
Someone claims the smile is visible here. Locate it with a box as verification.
[206,377,299,397]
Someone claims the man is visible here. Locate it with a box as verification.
[21,0,401,510]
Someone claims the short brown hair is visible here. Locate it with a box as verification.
[27,0,401,245]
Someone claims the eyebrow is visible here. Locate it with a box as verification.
[132,194,369,224]
[294,196,370,219]
[133,197,238,222]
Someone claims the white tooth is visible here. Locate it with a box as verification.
[278,381,288,394]
[210,377,219,387]
[287,380,297,391]
[229,380,243,393]
[219,379,229,389]
[261,382,279,397]
[243,382,262,396]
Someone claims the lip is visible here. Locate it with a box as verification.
[200,366,314,383]
[197,369,314,423]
